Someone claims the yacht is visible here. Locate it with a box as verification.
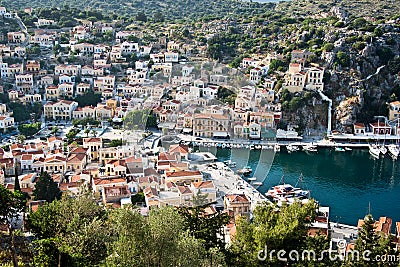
[266,183,310,203]
[303,144,318,152]
[237,166,252,176]
[387,144,399,160]
[286,144,299,153]
[369,144,380,159]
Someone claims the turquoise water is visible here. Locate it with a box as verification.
[203,147,400,226]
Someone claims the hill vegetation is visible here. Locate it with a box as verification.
[0,0,275,22]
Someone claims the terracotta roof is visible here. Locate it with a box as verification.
[44,156,66,162]
[169,144,189,154]
[21,154,33,160]
[47,136,63,143]
[369,122,390,128]
[67,153,86,162]
[70,147,88,154]
[166,170,202,178]
[390,101,400,106]
[192,181,214,189]
[354,123,365,129]
[178,185,192,194]
[84,137,102,143]
[94,177,126,185]
[225,194,249,203]
[125,156,143,163]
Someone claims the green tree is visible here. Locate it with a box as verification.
[28,194,108,266]
[0,185,27,267]
[352,214,398,267]
[18,122,41,137]
[229,201,317,266]
[335,51,350,68]
[109,139,123,147]
[74,90,102,107]
[32,172,61,203]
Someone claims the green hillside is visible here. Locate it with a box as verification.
[0,0,275,22]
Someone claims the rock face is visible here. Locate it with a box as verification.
[335,96,362,130]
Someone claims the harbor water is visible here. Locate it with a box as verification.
[199,146,400,226]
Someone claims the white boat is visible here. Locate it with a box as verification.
[265,183,309,202]
[247,177,257,181]
[237,166,252,176]
[303,144,317,152]
[335,147,345,152]
[286,144,299,153]
[387,144,399,160]
[344,147,352,151]
[252,182,263,186]
[380,145,387,155]
[274,144,281,152]
[369,145,380,159]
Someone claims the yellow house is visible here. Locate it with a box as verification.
[83,138,102,161]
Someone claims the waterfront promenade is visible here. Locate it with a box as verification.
[177,133,400,150]
[198,161,269,212]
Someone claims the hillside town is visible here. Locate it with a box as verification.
[1,2,400,266]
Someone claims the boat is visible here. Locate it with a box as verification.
[274,144,281,152]
[335,147,345,152]
[380,145,387,155]
[369,144,380,159]
[344,147,352,151]
[247,177,257,181]
[223,160,237,168]
[265,183,310,203]
[303,144,317,152]
[387,144,399,160]
[286,144,299,153]
[252,182,263,186]
[237,166,252,176]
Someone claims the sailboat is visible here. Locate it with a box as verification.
[388,144,399,160]
[369,144,380,159]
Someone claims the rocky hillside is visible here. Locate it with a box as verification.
[276,0,400,19]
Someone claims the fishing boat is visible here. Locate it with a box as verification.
[303,144,317,152]
[286,144,299,153]
[369,144,380,159]
[237,166,252,176]
[335,147,345,152]
[387,144,399,160]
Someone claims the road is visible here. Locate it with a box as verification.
[13,13,30,47]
